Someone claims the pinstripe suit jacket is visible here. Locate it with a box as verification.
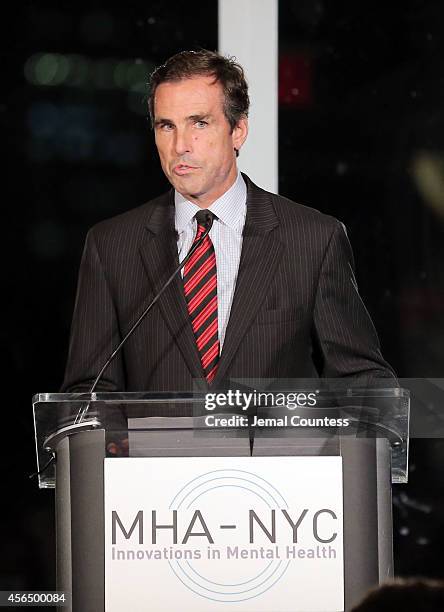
[62,174,395,394]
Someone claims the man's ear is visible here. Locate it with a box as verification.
[232,116,249,152]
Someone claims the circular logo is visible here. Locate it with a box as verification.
[168,468,291,603]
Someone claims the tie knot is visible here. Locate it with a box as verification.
[195,210,216,230]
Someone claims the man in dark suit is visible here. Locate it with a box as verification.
[62,50,395,396]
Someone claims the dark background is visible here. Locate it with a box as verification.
[3,0,444,592]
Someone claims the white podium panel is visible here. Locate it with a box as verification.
[105,457,344,612]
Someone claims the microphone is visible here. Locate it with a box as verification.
[74,211,215,424]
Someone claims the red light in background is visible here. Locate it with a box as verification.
[279,53,313,108]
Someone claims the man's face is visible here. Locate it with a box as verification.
[153,75,248,207]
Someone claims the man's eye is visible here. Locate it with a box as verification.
[159,123,174,131]
[195,120,208,128]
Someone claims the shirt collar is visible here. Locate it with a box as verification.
[174,172,247,233]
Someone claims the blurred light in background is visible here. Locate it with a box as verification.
[26,101,145,164]
[24,53,154,96]
[24,52,154,163]
[92,59,115,90]
[24,53,70,87]
[412,152,444,222]
[279,52,313,108]
[64,54,89,87]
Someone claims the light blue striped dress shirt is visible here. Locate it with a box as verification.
[174,172,247,349]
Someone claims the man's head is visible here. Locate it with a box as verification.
[148,50,249,207]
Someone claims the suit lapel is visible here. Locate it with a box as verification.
[139,191,204,381]
[213,176,283,385]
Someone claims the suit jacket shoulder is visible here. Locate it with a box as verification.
[242,175,343,262]
[272,192,339,229]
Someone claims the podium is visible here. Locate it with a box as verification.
[33,387,409,612]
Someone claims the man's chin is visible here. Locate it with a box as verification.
[173,178,204,199]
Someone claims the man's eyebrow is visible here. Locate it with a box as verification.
[154,114,212,127]
[188,113,212,122]
[153,117,175,127]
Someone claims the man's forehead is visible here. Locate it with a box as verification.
[154,76,223,116]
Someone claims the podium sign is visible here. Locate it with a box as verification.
[33,390,410,610]
[104,456,344,612]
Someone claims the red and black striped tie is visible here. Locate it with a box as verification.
[183,210,219,383]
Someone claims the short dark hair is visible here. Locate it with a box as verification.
[351,578,444,612]
[148,49,249,132]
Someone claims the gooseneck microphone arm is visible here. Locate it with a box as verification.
[28,213,214,479]
[74,214,214,424]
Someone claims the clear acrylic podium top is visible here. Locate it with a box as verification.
[32,385,409,489]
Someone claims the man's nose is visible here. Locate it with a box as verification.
[174,128,192,156]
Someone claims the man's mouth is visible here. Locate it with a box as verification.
[173,164,198,176]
